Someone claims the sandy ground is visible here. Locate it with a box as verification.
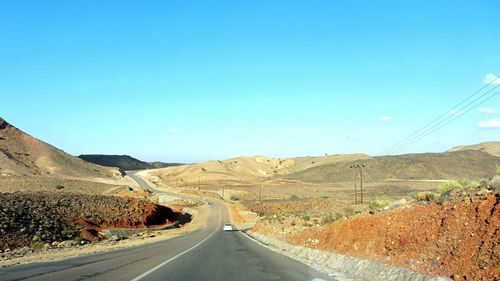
[0,204,209,268]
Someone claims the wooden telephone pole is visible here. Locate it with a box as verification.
[259,182,262,203]
[350,163,366,204]
[353,169,358,204]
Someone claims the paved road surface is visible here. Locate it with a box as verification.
[0,173,337,281]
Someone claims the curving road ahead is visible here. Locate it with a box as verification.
[0,173,337,281]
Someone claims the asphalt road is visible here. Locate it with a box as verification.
[0,173,337,281]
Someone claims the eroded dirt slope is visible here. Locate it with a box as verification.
[254,193,499,280]
[0,192,184,250]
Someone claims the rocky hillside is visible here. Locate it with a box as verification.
[0,192,183,250]
[147,144,499,185]
[0,117,122,182]
[78,154,183,171]
[282,150,500,182]
[448,141,500,157]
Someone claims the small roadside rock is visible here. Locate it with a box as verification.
[384,199,408,211]
[475,188,491,196]
[58,240,77,248]
[109,235,123,242]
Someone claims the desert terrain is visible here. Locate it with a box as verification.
[137,141,500,280]
[1,115,499,280]
[0,117,200,265]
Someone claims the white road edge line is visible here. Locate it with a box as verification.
[130,206,222,281]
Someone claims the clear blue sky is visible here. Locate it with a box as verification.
[1,1,499,163]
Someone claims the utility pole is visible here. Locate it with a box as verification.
[360,164,366,204]
[350,163,366,204]
[353,169,357,204]
[259,182,262,203]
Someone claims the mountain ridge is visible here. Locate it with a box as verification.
[0,117,122,182]
[447,141,500,157]
[78,154,184,171]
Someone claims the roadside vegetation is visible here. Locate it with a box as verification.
[0,192,179,251]
[246,171,500,280]
[368,199,390,211]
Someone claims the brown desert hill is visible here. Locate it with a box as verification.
[0,117,123,182]
[144,148,499,185]
[282,150,500,182]
[448,141,500,157]
[146,153,370,184]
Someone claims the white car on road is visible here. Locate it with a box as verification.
[223,223,234,231]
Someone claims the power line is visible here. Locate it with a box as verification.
[381,77,499,154]
[386,84,500,154]
[382,77,500,155]
[362,167,372,182]
[387,86,500,154]
[391,89,500,152]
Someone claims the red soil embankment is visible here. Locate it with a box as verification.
[254,193,500,280]
[257,193,499,280]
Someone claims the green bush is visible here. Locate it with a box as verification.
[368,199,389,211]
[289,194,299,200]
[489,176,500,190]
[230,195,239,201]
[436,180,463,194]
[62,226,77,238]
[457,179,479,189]
[302,215,310,221]
[322,214,334,225]
[479,178,490,188]
[74,236,84,244]
[334,212,344,220]
[343,207,355,217]
[417,191,436,201]
[438,193,449,204]
[31,241,45,249]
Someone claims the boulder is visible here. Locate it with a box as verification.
[58,240,77,248]
[80,229,99,241]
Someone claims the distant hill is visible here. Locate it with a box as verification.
[282,150,500,182]
[144,147,499,185]
[145,154,371,183]
[78,154,184,171]
[448,141,500,157]
[0,117,122,181]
